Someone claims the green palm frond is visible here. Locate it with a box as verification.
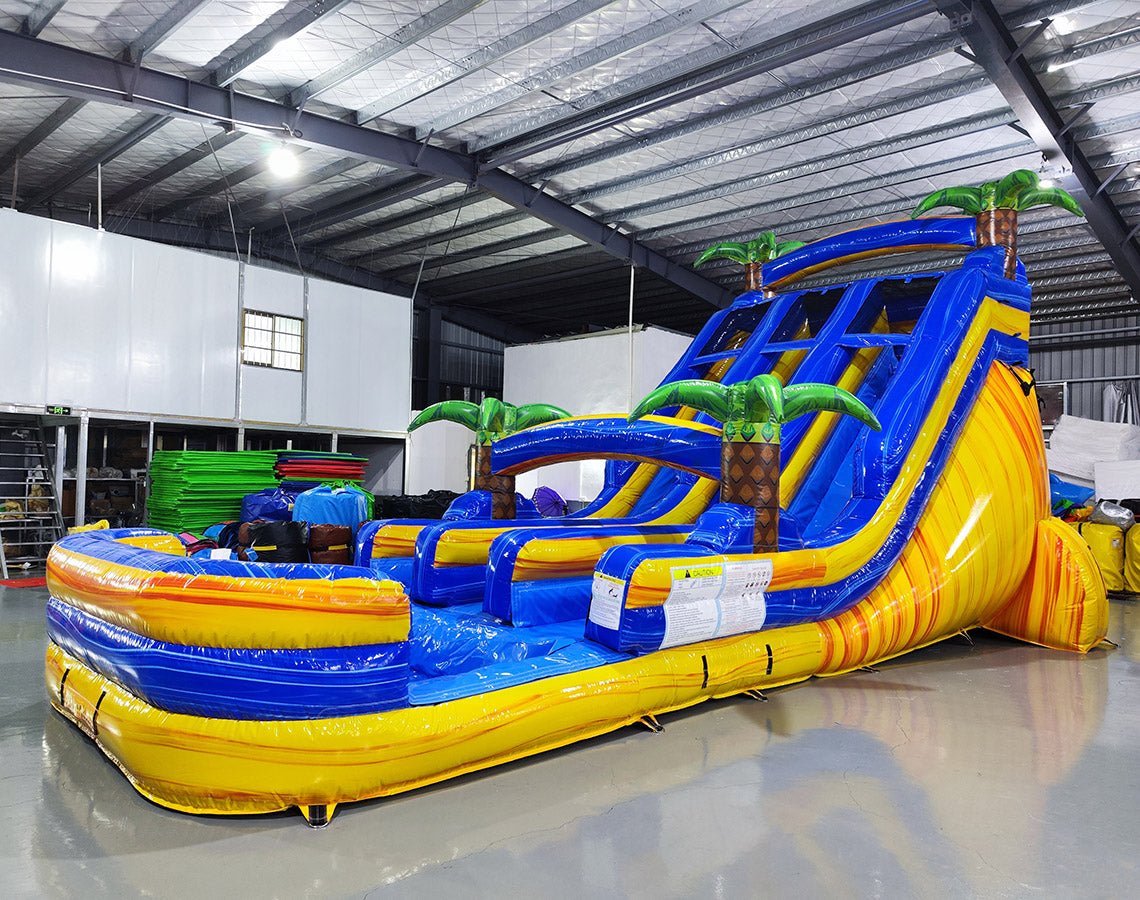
[514,403,573,430]
[911,186,985,217]
[629,380,733,424]
[740,374,784,423]
[1014,187,1084,216]
[781,384,881,430]
[743,232,777,263]
[696,242,750,267]
[773,240,807,258]
[477,397,508,435]
[409,401,480,432]
[995,169,1039,207]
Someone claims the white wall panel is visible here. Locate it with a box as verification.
[242,366,302,424]
[124,233,239,419]
[306,279,411,433]
[0,210,50,405]
[0,209,414,436]
[405,417,470,495]
[504,326,693,501]
[242,264,303,318]
[240,264,303,423]
[44,224,135,411]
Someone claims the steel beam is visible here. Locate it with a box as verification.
[0,97,84,177]
[261,175,448,242]
[380,227,566,278]
[211,1,355,87]
[19,0,66,37]
[21,113,172,210]
[0,30,729,306]
[288,0,484,108]
[308,185,491,251]
[215,158,368,228]
[419,0,752,138]
[150,147,314,221]
[342,208,529,261]
[545,19,1132,202]
[354,0,611,123]
[938,0,1140,295]
[604,92,1140,229]
[106,129,244,207]
[563,71,993,205]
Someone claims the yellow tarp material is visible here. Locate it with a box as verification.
[1078,522,1125,592]
[1125,526,1140,593]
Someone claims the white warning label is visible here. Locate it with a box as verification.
[661,559,772,649]
[588,572,625,631]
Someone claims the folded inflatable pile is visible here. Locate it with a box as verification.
[47,181,1110,825]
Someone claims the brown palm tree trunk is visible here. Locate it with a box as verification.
[976,207,1019,279]
[744,262,762,293]
[720,436,780,553]
[475,443,516,519]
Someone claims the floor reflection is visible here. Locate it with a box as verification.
[5,586,1135,898]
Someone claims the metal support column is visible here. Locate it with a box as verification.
[75,413,89,527]
[426,307,443,405]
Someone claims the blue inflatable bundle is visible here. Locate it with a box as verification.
[293,484,372,532]
[240,486,300,523]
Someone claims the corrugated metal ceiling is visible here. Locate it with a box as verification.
[0,0,1136,337]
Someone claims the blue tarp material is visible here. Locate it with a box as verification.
[1050,473,1095,516]
[240,486,299,523]
[292,484,372,532]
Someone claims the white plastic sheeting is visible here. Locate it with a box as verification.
[1047,413,1140,487]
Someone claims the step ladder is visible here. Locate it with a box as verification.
[0,423,66,579]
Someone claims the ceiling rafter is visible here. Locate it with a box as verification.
[19,0,66,38]
[124,1,212,63]
[10,0,226,209]
[0,96,84,177]
[354,0,612,124]
[211,1,356,87]
[936,0,1140,295]
[106,128,244,208]
[419,0,754,138]
[288,0,486,109]
[0,28,730,307]
[472,0,1091,157]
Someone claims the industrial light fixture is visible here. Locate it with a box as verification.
[267,145,300,178]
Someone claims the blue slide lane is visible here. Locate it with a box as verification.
[587,251,1030,652]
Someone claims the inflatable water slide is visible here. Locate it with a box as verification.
[44,213,1108,825]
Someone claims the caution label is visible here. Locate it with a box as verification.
[661,559,773,649]
[588,572,626,631]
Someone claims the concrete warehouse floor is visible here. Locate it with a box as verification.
[1,583,1137,898]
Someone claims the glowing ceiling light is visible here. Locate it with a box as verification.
[267,145,300,179]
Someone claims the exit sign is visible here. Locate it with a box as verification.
[44,405,72,416]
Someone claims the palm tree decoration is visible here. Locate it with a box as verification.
[409,397,571,519]
[695,230,806,294]
[629,374,879,552]
[910,169,1083,278]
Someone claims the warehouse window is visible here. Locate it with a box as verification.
[242,310,303,371]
